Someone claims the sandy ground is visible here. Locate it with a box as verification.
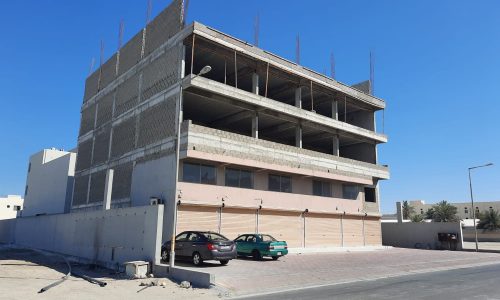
[0,246,220,300]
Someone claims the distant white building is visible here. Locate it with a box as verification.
[22,148,76,217]
[409,200,500,220]
[0,195,23,220]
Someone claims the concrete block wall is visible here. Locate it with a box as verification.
[3,205,164,268]
[381,222,464,250]
[0,219,16,244]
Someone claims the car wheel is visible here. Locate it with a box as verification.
[219,260,229,265]
[192,252,203,266]
[271,256,279,261]
[252,250,262,261]
[161,249,169,263]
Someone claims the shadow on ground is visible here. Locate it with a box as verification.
[0,246,126,283]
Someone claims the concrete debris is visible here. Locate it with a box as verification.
[157,278,169,287]
[179,281,191,289]
[148,273,154,278]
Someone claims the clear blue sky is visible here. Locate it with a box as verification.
[1,1,498,213]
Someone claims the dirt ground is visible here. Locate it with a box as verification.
[0,246,220,300]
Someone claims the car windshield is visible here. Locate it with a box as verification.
[201,232,229,241]
[260,235,277,242]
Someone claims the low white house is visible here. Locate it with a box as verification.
[22,148,76,217]
[0,195,23,220]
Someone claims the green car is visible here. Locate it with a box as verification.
[234,234,288,260]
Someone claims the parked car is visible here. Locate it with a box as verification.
[161,231,237,266]
[234,234,288,260]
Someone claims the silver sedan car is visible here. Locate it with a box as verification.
[161,231,237,266]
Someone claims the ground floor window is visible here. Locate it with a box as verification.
[225,168,253,188]
[342,185,359,200]
[182,162,216,185]
[313,180,332,197]
[364,187,376,203]
[268,174,292,193]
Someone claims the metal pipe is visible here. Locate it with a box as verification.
[38,255,71,293]
[190,34,195,75]
[234,50,238,88]
[265,62,269,98]
[310,81,314,112]
[72,271,107,287]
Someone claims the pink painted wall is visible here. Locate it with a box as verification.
[178,182,365,215]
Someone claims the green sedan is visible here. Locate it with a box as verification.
[234,234,288,260]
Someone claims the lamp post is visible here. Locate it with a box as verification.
[468,163,493,252]
[169,65,212,268]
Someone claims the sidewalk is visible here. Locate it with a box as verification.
[181,247,500,297]
[463,241,500,253]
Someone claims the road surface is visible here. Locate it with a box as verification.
[237,263,500,300]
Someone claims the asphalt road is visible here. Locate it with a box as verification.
[237,263,500,300]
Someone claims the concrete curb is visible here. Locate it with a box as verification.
[153,264,214,288]
[287,245,392,254]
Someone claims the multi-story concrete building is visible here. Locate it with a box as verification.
[23,148,76,217]
[0,195,23,220]
[409,200,500,220]
[72,0,389,248]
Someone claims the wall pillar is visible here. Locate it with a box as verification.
[252,112,259,139]
[295,124,302,148]
[333,134,339,156]
[252,73,259,95]
[396,201,403,223]
[295,87,302,109]
[103,169,114,210]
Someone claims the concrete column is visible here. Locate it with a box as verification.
[333,135,339,156]
[396,201,403,223]
[332,100,338,120]
[252,73,259,95]
[295,124,302,148]
[295,87,302,109]
[252,113,259,139]
[103,169,114,210]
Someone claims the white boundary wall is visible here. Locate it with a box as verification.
[382,222,463,250]
[0,205,163,268]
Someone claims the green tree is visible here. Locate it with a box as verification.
[432,200,458,222]
[477,209,500,231]
[402,201,415,220]
[411,214,425,223]
[424,208,435,220]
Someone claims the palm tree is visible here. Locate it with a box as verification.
[402,201,415,220]
[477,209,500,231]
[424,208,435,220]
[432,200,458,222]
[411,214,425,223]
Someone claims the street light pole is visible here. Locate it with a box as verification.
[168,65,212,268]
[468,163,493,252]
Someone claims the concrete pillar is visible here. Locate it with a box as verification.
[103,169,114,210]
[396,201,403,223]
[252,113,259,138]
[333,135,339,156]
[252,73,259,95]
[332,100,338,120]
[295,87,302,109]
[295,124,302,148]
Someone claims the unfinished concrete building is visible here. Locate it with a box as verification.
[72,0,389,248]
